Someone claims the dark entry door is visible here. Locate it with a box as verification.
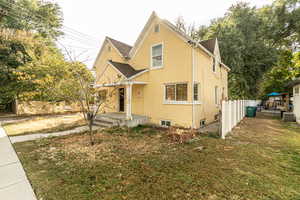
[119,88,125,112]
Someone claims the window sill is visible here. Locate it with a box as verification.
[163,101,202,105]
[151,66,163,70]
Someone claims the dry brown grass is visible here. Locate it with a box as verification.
[3,113,85,136]
[14,115,300,200]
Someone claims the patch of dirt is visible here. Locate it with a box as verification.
[230,113,286,147]
[52,131,164,162]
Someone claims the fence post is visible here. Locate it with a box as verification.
[242,100,245,117]
[244,100,246,117]
[229,101,232,131]
[238,100,241,122]
[221,100,226,139]
[239,100,242,121]
[233,100,237,127]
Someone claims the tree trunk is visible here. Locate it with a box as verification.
[88,118,94,146]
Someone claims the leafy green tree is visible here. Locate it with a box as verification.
[16,44,93,102]
[0,0,64,105]
[202,3,278,98]
[259,0,300,49]
[178,0,300,99]
[0,29,36,104]
[0,0,63,39]
[259,51,300,97]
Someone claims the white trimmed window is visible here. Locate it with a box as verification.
[214,86,219,105]
[212,58,216,72]
[154,24,160,33]
[151,44,163,68]
[193,83,199,101]
[165,83,188,102]
[161,120,171,127]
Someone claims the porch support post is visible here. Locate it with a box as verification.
[126,83,133,120]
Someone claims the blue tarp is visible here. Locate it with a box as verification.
[267,92,281,96]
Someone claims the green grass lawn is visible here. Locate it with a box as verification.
[14,114,300,200]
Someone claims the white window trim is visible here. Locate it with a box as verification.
[150,43,163,69]
[193,82,200,101]
[163,82,188,104]
[154,24,160,33]
[160,120,171,127]
[214,86,219,106]
[212,58,216,73]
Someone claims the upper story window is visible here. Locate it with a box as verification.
[214,86,219,105]
[165,83,188,102]
[193,83,199,101]
[212,58,216,72]
[154,24,160,33]
[107,46,111,52]
[151,44,163,68]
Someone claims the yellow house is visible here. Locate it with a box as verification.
[93,12,230,128]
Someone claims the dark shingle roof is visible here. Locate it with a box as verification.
[108,60,146,78]
[200,38,216,54]
[107,37,132,57]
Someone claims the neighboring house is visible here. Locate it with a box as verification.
[289,78,300,124]
[93,12,230,128]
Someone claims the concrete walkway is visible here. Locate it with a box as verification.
[0,127,37,200]
[10,126,102,144]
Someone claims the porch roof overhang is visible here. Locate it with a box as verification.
[93,81,147,88]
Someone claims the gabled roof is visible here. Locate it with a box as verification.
[200,38,216,54]
[107,37,132,58]
[108,60,146,78]
[94,12,230,71]
[127,12,230,71]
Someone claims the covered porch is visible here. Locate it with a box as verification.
[94,81,148,126]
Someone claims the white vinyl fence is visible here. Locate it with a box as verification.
[221,100,261,139]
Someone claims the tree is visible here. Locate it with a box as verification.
[0,0,63,39]
[0,0,65,106]
[0,29,36,104]
[258,0,300,49]
[259,51,300,98]
[202,3,278,98]
[176,0,300,99]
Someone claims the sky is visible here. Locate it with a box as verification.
[55,0,272,68]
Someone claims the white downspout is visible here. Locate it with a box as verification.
[192,47,195,129]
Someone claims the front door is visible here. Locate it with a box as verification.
[119,88,125,112]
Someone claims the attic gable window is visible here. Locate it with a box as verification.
[151,44,163,68]
[215,86,219,105]
[154,24,160,33]
[212,58,216,72]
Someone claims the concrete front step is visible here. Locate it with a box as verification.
[95,113,150,127]
[93,119,114,127]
